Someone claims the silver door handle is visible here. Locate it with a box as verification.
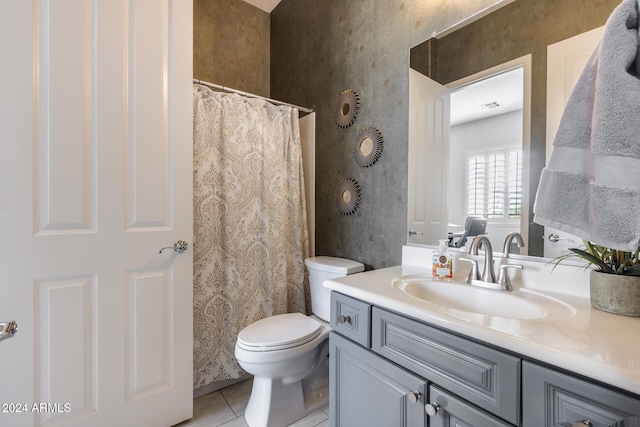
[0,320,18,342]
[159,240,188,254]
[548,233,574,243]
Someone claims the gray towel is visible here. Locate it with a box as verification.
[534,0,640,252]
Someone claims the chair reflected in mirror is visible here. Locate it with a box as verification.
[448,216,487,248]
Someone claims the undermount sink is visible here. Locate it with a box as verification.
[392,274,576,321]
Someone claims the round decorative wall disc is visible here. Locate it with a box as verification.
[353,127,384,167]
[335,178,362,215]
[334,89,360,128]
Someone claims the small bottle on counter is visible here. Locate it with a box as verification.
[432,239,453,280]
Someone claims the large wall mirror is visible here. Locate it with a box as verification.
[408,0,619,259]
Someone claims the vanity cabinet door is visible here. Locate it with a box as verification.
[330,332,427,427]
[523,361,640,426]
[371,307,521,425]
[427,386,514,427]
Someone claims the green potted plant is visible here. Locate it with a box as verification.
[556,241,640,316]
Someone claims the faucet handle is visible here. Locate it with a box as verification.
[459,258,480,284]
[497,264,523,291]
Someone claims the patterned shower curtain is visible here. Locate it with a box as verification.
[192,85,310,388]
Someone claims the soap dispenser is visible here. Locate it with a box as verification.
[432,239,453,280]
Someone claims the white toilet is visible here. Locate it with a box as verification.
[234,256,364,427]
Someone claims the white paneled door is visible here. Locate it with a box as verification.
[408,69,450,246]
[0,1,193,426]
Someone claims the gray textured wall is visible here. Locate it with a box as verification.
[271,0,505,269]
[194,0,621,269]
[194,0,270,97]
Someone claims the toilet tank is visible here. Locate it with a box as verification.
[304,256,364,322]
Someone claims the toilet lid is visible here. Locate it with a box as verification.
[237,313,323,352]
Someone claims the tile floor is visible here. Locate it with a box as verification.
[176,378,330,427]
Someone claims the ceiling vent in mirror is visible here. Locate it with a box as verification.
[479,101,501,110]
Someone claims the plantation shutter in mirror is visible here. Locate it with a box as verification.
[466,145,522,222]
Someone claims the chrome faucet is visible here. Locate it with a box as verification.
[460,236,522,291]
[470,235,496,283]
[503,232,525,256]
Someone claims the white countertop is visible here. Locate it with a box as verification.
[324,246,640,396]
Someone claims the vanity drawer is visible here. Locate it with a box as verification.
[523,361,640,426]
[371,307,521,425]
[330,292,371,347]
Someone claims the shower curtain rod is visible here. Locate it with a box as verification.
[193,79,314,114]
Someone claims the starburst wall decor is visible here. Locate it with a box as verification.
[335,178,362,215]
[334,89,360,128]
[352,126,383,168]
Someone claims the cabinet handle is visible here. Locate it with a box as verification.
[406,391,421,404]
[338,314,352,324]
[424,402,440,416]
[572,422,591,427]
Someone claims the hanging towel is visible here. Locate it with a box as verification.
[534,0,640,252]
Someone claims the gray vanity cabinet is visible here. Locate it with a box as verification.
[330,291,640,427]
[522,362,640,426]
[329,331,513,427]
[330,292,520,426]
[330,332,427,427]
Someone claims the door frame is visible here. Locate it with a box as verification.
[445,55,532,254]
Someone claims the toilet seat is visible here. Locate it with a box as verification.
[237,313,323,352]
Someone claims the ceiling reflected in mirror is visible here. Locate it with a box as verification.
[450,68,523,126]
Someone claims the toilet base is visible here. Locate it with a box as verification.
[244,377,329,427]
[244,360,329,427]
